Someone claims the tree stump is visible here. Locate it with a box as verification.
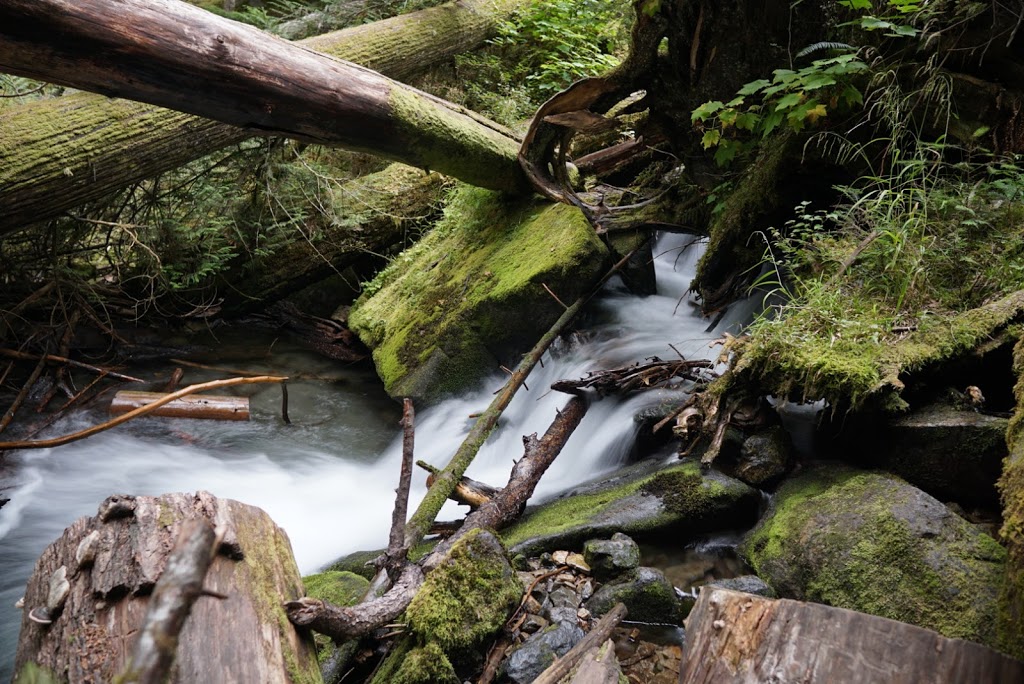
[680,588,1024,683]
[13,491,320,684]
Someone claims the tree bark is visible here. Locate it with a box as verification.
[14,491,321,684]
[679,587,1024,684]
[0,0,530,235]
[109,391,250,421]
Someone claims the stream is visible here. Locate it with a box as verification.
[0,234,756,679]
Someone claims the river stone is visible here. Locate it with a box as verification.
[585,566,682,623]
[503,460,760,557]
[583,532,641,581]
[869,403,1008,509]
[707,574,775,598]
[742,464,1007,649]
[348,187,610,403]
[729,424,793,487]
[503,620,586,684]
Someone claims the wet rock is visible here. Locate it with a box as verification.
[707,575,775,598]
[742,465,1006,650]
[503,461,759,557]
[583,532,641,581]
[503,620,586,684]
[871,403,1008,509]
[586,567,682,624]
[730,425,793,487]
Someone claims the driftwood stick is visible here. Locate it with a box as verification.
[533,603,628,684]
[0,353,47,435]
[403,251,635,550]
[118,518,219,684]
[386,399,415,571]
[0,348,145,383]
[417,459,501,509]
[280,383,291,425]
[0,376,287,450]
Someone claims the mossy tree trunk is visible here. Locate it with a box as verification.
[13,491,320,684]
[0,0,531,235]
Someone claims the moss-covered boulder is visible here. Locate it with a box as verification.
[585,566,683,623]
[997,335,1024,658]
[742,465,1007,650]
[502,460,760,557]
[349,185,610,402]
[302,570,370,608]
[406,528,522,657]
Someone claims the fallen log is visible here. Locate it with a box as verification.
[0,0,532,235]
[0,0,527,238]
[110,391,250,421]
[679,587,1024,683]
[13,491,320,683]
[533,602,627,684]
[417,459,500,509]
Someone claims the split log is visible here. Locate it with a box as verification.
[417,460,500,509]
[110,391,250,421]
[0,0,532,235]
[13,491,321,684]
[679,588,1024,684]
[0,0,527,239]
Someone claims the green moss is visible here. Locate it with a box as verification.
[642,469,727,518]
[744,468,1007,648]
[997,334,1024,658]
[349,184,609,401]
[13,663,58,684]
[302,570,369,607]
[405,529,521,654]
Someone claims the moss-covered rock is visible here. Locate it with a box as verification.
[302,570,370,608]
[997,335,1024,658]
[349,185,610,402]
[585,566,683,623]
[369,639,459,684]
[742,465,1007,651]
[502,460,759,557]
[406,529,522,656]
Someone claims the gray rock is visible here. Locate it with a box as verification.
[733,425,793,487]
[583,532,641,581]
[503,621,585,684]
[585,566,682,624]
[742,465,1007,649]
[708,575,775,598]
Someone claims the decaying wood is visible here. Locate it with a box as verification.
[417,460,500,509]
[0,0,534,234]
[0,0,527,203]
[110,391,250,421]
[384,399,416,574]
[679,588,1024,683]
[552,357,715,397]
[118,519,219,684]
[14,491,319,683]
[0,375,285,451]
[566,640,622,684]
[533,602,627,684]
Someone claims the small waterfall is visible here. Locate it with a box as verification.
[0,234,755,677]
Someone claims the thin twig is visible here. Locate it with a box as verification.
[280,383,291,424]
[0,348,144,383]
[386,399,415,573]
[0,354,47,435]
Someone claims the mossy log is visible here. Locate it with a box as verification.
[0,0,530,235]
[998,334,1024,658]
[680,587,1024,683]
[13,491,320,684]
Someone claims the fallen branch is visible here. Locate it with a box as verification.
[118,519,220,684]
[385,399,416,574]
[0,353,47,435]
[533,602,628,684]
[552,357,714,397]
[0,376,286,451]
[0,348,145,383]
[417,460,500,509]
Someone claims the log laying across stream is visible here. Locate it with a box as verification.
[0,0,527,237]
[0,0,533,236]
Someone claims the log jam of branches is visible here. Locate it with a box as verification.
[552,357,715,397]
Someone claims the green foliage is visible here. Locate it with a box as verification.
[453,0,628,125]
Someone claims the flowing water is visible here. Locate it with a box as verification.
[0,234,755,678]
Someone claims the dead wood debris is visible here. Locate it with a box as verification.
[552,357,715,397]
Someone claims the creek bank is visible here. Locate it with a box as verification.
[742,464,1007,651]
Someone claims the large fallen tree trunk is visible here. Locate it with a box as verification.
[0,0,529,236]
[679,587,1024,683]
[13,491,321,683]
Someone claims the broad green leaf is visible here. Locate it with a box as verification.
[761,110,785,138]
[735,112,760,131]
[860,16,895,31]
[726,96,746,107]
[692,100,724,122]
[702,129,722,149]
[719,109,739,127]
[801,73,837,90]
[714,141,739,166]
[839,0,871,9]
[738,79,771,96]
[775,92,804,111]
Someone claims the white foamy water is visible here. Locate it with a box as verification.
[0,235,752,677]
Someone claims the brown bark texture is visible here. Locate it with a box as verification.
[0,0,528,236]
[14,491,321,684]
[109,391,250,421]
[679,587,1024,683]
